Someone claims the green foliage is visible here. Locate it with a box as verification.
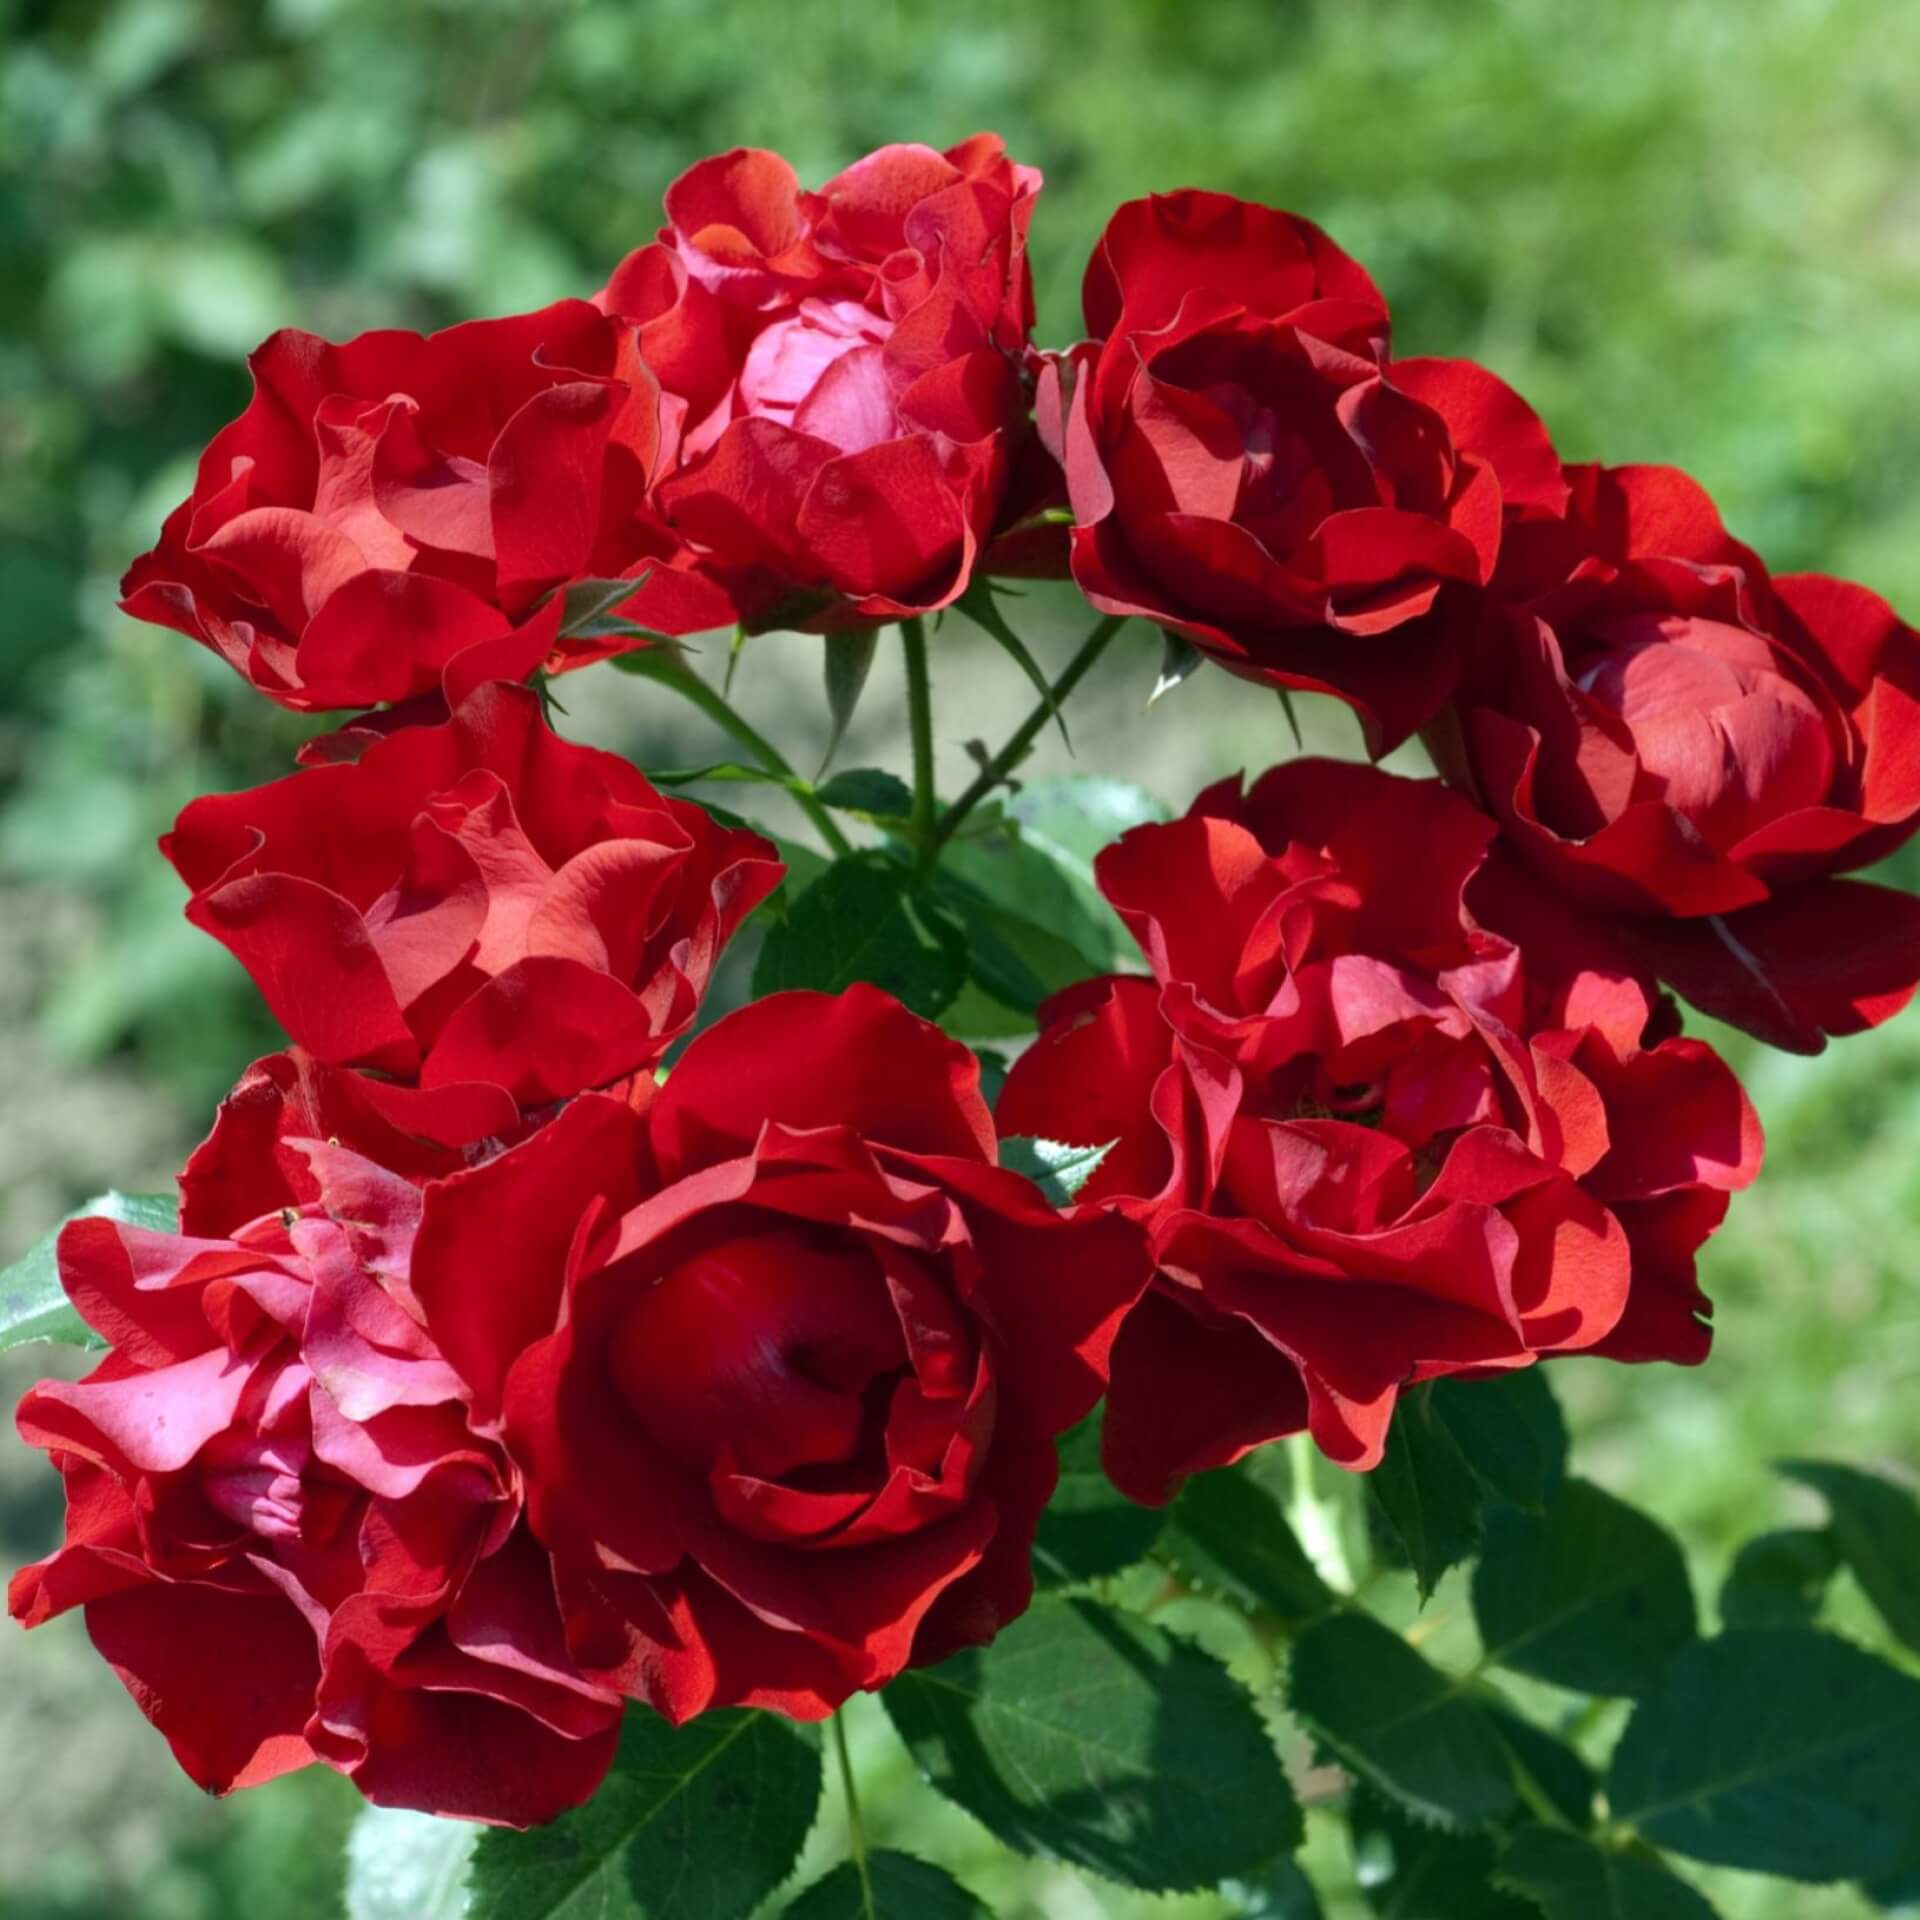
[952,581,1070,746]
[1472,1479,1697,1697]
[1032,1411,1166,1589]
[468,1710,822,1919]
[0,1190,173,1352]
[1777,1460,1920,1655]
[752,857,968,1017]
[820,632,881,776]
[1718,1528,1839,1630]
[1495,1827,1719,1919]
[1287,1612,1516,1831]
[1431,1368,1568,1514]
[1160,1467,1336,1628]
[1346,1794,1536,1920]
[1366,1383,1486,1601]
[995,1135,1113,1205]
[1609,1629,1920,1883]
[881,1596,1297,1892]
[813,769,914,820]
[782,1852,988,1919]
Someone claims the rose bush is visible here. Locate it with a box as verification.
[1000,761,1759,1500]
[161,681,780,1104]
[408,984,1150,1721]
[1431,460,1920,1050]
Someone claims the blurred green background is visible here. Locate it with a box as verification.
[3,0,1919,1913]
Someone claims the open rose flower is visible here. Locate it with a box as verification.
[1434,462,1920,1050]
[1044,191,1569,752]
[998,761,1759,1502]
[161,682,780,1104]
[120,302,672,709]
[407,984,1149,1722]
[597,135,1042,635]
[9,1147,621,1825]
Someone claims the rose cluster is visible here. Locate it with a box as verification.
[12,133,1918,1832]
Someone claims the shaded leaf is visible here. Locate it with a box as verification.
[820,630,880,775]
[1778,1459,1920,1655]
[1288,1612,1516,1831]
[1719,1527,1838,1630]
[644,763,799,792]
[1431,1368,1568,1514]
[1033,1412,1165,1589]
[1486,1706,1595,1830]
[1,1190,174,1353]
[468,1709,821,1919]
[782,1851,987,1919]
[1160,1467,1336,1629]
[753,858,967,1020]
[1149,629,1205,708]
[997,1135,1113,1206]
[1228,1857,1326,1918]
[1495,1827,1718,1919]
[814,768,913,819]
[1347,1793,1534,1919]
[556,573,652,638]
[1367,1384,1485,1601]
[882,1596,1296,1892]
[1471,1479,1695,1697]
[1609,1628,1920,1883]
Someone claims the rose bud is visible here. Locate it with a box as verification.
[1437,461,1920,1050]
[408,984,1151,1722]
[160,682,780,1105]
[1044,191,1569,753]
[999,761,1759,1504]
[9,1147,621,1825]
[597,135,1043,635]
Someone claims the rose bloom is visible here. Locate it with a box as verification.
[1044,191,1569,752]
[999,761,1759,1503]
[1435,461,1920,1050]
[162,682,780,1104]
[120,301,671,709]
[407,984,1149,1721]
[597,135,1043,635]
[10,1143,622,1826]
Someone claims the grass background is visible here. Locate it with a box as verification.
[2,0,1918,1913]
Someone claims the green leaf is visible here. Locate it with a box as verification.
[1778,1459,1920,1655]
[820,630,880,775]
[1347,1794,1535,1919]
[1160,1467,1336,1628]
[881,1596,1297,1892]
[814,768,913,819]
[346,1807,476,1920]
[753,857,967,1020]
[1431,1368,1568,1514]
[928,865,1101,1017]
[468,1708,821,1919]
[1718,1527,1838,1630]
[1149,629,1205,707]
[936,815,1128,977]
[0,1190,174,1353]
[1033,1412,1165,1589]
[1229,1857,1326,1918]
[1287,1612,1516,1831]
[1494,1828,1718,1920]
[1006,776,1171,909]
[1609,1628,1920,1883]
[1471,1479,1695,1697]
[1486,1706,1595,1830]
[782,1851,987,1919]
[955,579,1068,747]
[555,574,653,639]
[644,763,800,792]
[1367,1384,1485,1601]
[996,1135,1113,1206]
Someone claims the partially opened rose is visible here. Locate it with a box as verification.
[409,985,1150,1722]
[999,761,1759,1502]
[9,1146,622,1825]
[1436,461,1920,1049]
[597,134,1042,634]
[120,302,670,708]
[1046,191,1568,752]
[161,683,781,1104]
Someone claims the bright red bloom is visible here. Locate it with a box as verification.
[409,985,1150,1722]
[1044,192,1567,752]
[161,683,780,1105]
[9,1148,622,1826]
[998,761,1759,1502]
[1436,462,1920,1050]
[120,303,672,709]
[598,135,1042,634]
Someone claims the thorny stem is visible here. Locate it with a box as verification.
[901,615,938,866]
[831,1707,873,1909]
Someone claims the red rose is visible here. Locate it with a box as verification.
[408,985,1150,1722]
[120,301,666,709]
[161,683,780,1104]
[9,1147,621,1825]
[598,135,1042,634]
[1045,192,1568,752]
[1436,462,1920,1050]
[998,761,1759,1501]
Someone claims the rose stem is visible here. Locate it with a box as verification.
[901,615,938,866]
[831,1705,874,1903]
